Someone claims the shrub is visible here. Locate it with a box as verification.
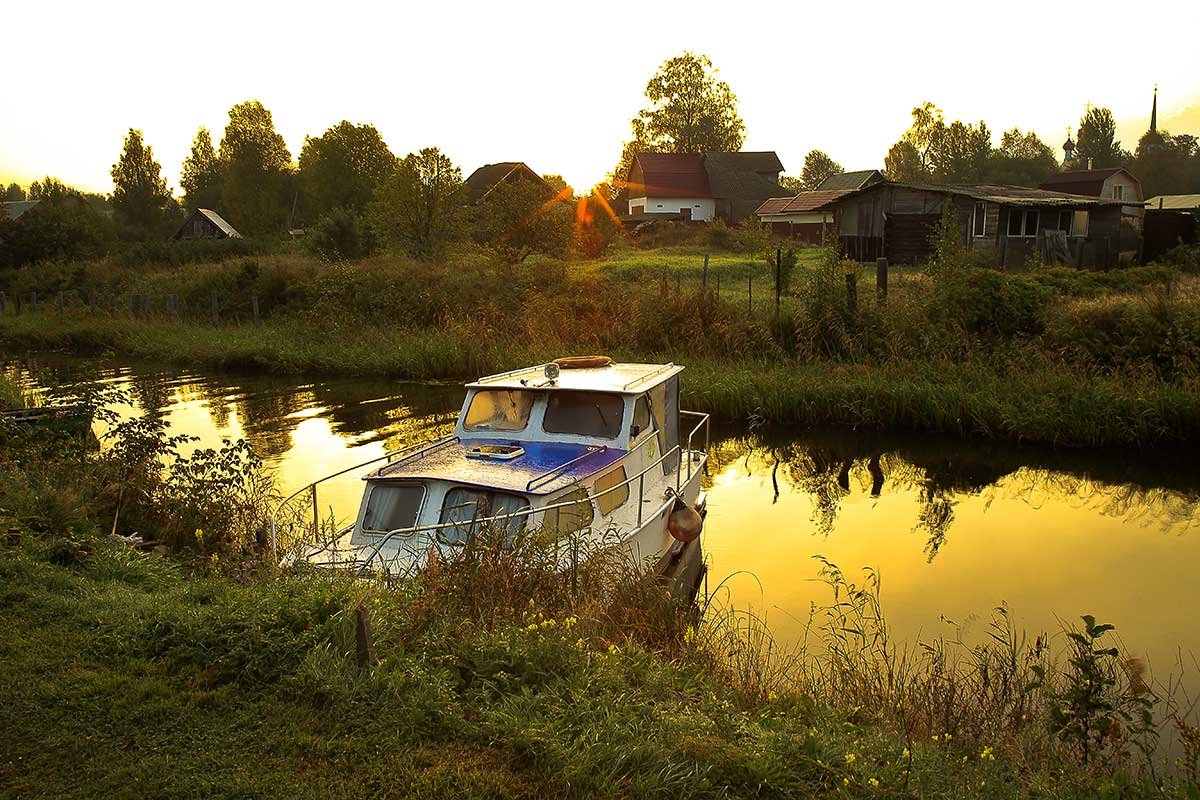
[304,208,373,261]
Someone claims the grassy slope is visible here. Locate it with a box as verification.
[0,540,1177,800]
[0,312,1197,448]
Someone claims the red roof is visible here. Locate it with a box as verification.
[630,153,711,198]
[1038,168,1130,198]
[756,190,850,215]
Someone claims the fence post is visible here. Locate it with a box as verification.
[126,295,134,317]
[0,291,5,315]
[57,291,64,318]
[31,291,38,313]
[251,294,261,328]
[846,272,858,317]
[675,272,681,296]
[747,275,752,316]
[86,290,94,312]
[702,254,709,290]
[774,246,782,318]
[716,274,720,297]
[876,258,888,303]
[354,605,376,671]
[210,289,219,327]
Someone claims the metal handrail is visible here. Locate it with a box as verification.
[475,364,547,384]
[357,439,699,570]
[622,362,676,390]
[268,434,457,555]
[525,445,608,492]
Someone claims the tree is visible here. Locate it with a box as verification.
[218,100,293,235]
[3,183,24,201]
[1132,130,1200,198]
[540,174,571,198]
[985,129,1059,187]
[111,128,170,231]
[778,175,804,194]
[367,147,464,258]
[884,140,928,182]
[1075,107,1129,169]
[298,121,395,219]
[180,127,222,210]
[472,180,573,263]
[613,52,745,183]
[799,150,844,190]
[929,120,992,183]
[28,176,75,201]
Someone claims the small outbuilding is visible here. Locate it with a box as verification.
[1143,194,1199,261]
[174,208,242,240]
[464,162,553,204]
[756,191,848,242]
[624,151,786,223]
[815,170,886,192]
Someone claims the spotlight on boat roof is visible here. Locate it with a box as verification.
[544,362,560,380]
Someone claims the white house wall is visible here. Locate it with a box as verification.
[758,212,833,224]
[628,196,716,221]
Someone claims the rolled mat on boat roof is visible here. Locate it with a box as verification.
[553,356,613,369]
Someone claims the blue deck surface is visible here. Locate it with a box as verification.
[369,438,627,495]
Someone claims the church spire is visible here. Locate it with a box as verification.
[1150,84,1158,133]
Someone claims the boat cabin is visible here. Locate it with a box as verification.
[347,361,689,564]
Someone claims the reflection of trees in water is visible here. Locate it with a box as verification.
[705,426,1200,559]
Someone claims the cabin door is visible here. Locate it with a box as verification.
[628,394,661,495]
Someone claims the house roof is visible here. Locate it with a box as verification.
[757,190,852,216]
[806,181,1123,212]
[1,199,42,221]
[816,170,885,191]
[1038,168,1132,197]
[708,151,784,175]
[630,153,711,198]
[470,362,684,394]
[464,162,547,203]
[1145,194,1200,211]
[704,153,788,220]
[175,208,242,239]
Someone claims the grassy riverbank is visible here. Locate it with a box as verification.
[2,387,1198,798]
[2,243,1199,448]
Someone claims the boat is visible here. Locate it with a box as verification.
[271,359,710,588]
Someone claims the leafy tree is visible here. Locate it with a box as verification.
[1075,107,1129,169]
[304,207,373,261]
[3,183,24,201]
[930,120,992,183]
[1132,130,1200,198]
[218,100,293,235]
[367,147,464,258]
[471,179,573,263]
[800,150,844,190]
[540,174,571,198]
[298,121,395,219]
[884,140,928,182]
[180,127,222,210]
[613,52,745,183]
[28,176,75,201]
[111,128,171,231]
[778,175,804,194]
[985,129,1059,187]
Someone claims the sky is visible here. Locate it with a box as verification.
[2,0,1198,196]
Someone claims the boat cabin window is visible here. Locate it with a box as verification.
[539,487,594,543]
[594,466,629,515]
[438,487,530,545]
[631,394,653,438]
[464,389,534,432]
[543,391,624,439]
[362,483,425,534]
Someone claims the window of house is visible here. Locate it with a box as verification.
[464,390,534,432]
[362,483,425,534]
[438,488,529,545]
[1113,185,1124,200]
[1024,210,1039,236]
[543,391,625,439]
[594,466,630,516]
[972,202,986,237]
[1073,210,1090,237]
[1057,210,1073,233]
[1006,209,1023,236]
[539,487,594,542]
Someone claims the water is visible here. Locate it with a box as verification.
[8,355,1200,691]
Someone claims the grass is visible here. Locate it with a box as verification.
[1,243,1198,449]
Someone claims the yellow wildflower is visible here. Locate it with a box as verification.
[842,778,850,787]
[868,777,880,788]
[608,643,620,655]
[901,747,910,759]
[980,746,995,761]
[844,753,856,765]
[808,727,818,737]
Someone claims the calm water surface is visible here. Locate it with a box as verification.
[8,355,1200,686]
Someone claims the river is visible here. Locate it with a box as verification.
[7,354,1200,701]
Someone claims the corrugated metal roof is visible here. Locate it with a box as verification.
[1145,195,1200,211]
[197,208,242,238]
[631,153,711,198]
[1,199,42,221]
[757,190,851,215]
[816,170,885,191]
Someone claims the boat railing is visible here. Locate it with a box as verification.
[268,434,457,556]
[356,410,711,573]
[525,445,609,492]
[274,410,711,571]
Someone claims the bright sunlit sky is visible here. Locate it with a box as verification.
[3,1,1198,196]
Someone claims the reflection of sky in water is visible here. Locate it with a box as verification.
[9,357,1200,691]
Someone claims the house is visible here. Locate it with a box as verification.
[756,191,848,242]
[2,195,89,222]
[1038,168,1143,235]
[2,199,43,222]
[815,170,886,192]
[463,162,552,204]
[808,181,1128,267]
[1143,194,1199,261]
[174,208,242,240]
[624,151,786,223]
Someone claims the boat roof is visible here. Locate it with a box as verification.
[367,438,627,496]
[469,362,683,394]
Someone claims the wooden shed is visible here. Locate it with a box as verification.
[174,208,243,240]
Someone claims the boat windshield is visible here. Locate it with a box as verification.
[463,389,535,432]
[362,482,425,534]
[543,391,624,439]
[438,488,530,545]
